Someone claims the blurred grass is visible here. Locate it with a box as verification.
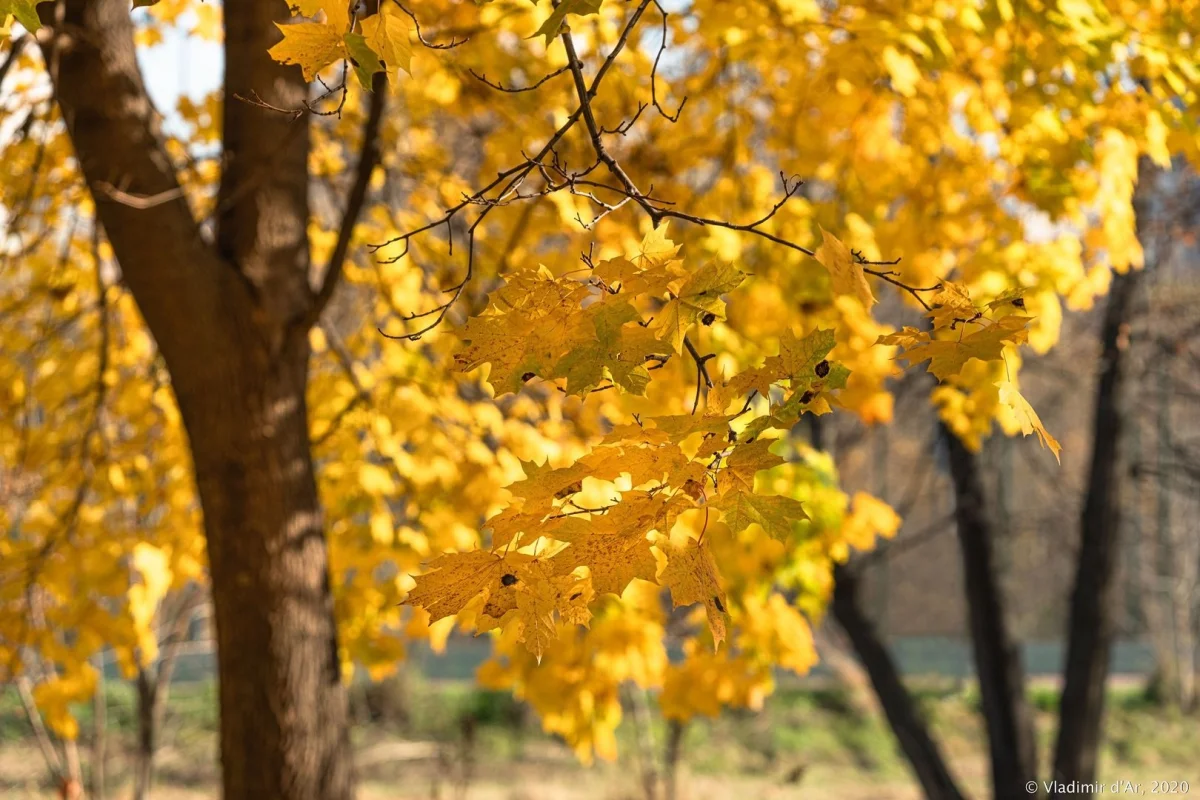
[1,675,1197,799]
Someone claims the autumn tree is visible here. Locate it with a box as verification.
[2,1,1198,799]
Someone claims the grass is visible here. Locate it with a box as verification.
[1,676,1197,799]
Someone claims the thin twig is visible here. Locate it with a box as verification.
[468,65,570,93]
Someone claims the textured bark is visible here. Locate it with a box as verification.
[1050,255,1142,794]
[832,564,967,800]
[39,1,356,798]
[942,426,1037,800]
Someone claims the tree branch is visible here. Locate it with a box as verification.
[301,72,388,331]
[37,0,243,389]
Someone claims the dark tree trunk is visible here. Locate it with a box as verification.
[942,426,1038,800]
[832,564,967,800]
[810,415,966,799]
[40,1,357,797]
[1050,264,1142,794]
[133,670,155,800]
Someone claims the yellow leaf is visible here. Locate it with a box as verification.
[658,538,728,649]
[531,0,603,46]
[292,0,350,31]
[1144,109,1171,168]
[361,1,413,79]
[815,226,875,310]
[268,20,346,82]
[32,666,98,740]
[1,0,50,31]
[720,438,785,495]
[402,550,532,623]
[997,380,1062,462]
[882,46,920,96]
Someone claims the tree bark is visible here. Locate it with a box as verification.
[133,668,155,800]
[39,2,355,798]
[663,719,686,800]
[942,426,1038,800]
[1050,248,1143,793]
[832,564,968,800]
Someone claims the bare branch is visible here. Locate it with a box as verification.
[650,0,687,121]
[468,65,570,93]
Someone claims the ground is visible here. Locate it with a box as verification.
[1,677,1197,799]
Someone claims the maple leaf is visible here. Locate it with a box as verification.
[551,527,657,597]
[616,443,703,488]
[714,491,808,540]
[593,255,681,297]
[343,32,384,88]
[555,573,596,627]
[402,550,532,623]
[508,448,626,507]
[925,282,980,330]
[269,20,349,82]
[766,328,837,382]
[481,506,545,550]
[478,563,595,661]
[360,1,413,79]
[997,380,1062,462]
[454,315,544,396]
[600,422,671,447]
[531,0,603,46]
[551,299,665,395]
[453,269,592,395]
[2,0,49,31]
[719,438,785,495]
[553,492,690,588]
[877,326,930,349]
[631,223,681,268]
[716,365,781,405]
[814,227,875,310]
[647,413,735,440]
[985,287,1029,314]
[514,575,558,662]
[653,261,746,353]
[907,315,1031,380]
[658,538,729,649]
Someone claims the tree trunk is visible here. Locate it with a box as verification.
[39,1,356,797]
[942,426,1038,800]
[663,719,686,800]
[133,669,155,800]
[16,675,65,783]
[832,564,968,800]
[1050,225,1144,792]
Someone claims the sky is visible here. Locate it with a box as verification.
[135,17,223,126]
